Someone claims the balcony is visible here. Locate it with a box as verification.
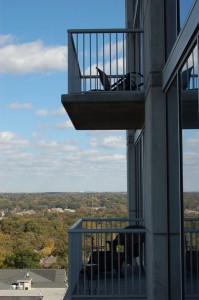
[67,217,199,300]
[61,29,144,130]
[184,218,199,297]
[67,218,146,300]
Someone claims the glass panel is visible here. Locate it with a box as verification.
[180,0,195,28]
[180,40,199,297]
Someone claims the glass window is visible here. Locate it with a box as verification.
[180,0,195,28]
[180,40,199,297]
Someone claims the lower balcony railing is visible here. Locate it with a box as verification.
[184,218,199,297]
[68,218,146,299]
[67,217,199,299]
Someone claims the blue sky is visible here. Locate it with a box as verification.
[0,0,127,193]
[0,0,198,193]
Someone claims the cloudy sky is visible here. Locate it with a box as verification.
[0,0,127,193]
[0,0,198,193]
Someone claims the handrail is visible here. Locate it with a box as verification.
[68,28,144,34]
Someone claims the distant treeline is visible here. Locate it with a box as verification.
[184,192,199,212]
[0,192,128,270]
[0,192,198,270]
[0,192,127,212]
[0,192,198,213]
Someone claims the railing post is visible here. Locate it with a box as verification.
[68,222,82,299]
[68,32,81,93]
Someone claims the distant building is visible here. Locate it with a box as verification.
[0,269,67,299]
[40,255,57,268]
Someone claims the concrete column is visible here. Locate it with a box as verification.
[126,130,137,219]
[144,85,168,300]
[167,80,183,299]
[126,0,137,220]
[144,0,183,299]
[144,0,167,299]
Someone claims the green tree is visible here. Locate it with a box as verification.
[4,248,40,269]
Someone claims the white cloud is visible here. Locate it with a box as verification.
[51,107,66,116]
[32,132,42,139]
[36,107,66,117]
[87,130,123,135]
[89,135,126,150]
[102,136,126,149]
[0,35,67,75]
[38,123,52,129]
[56,120,73,129]
[0,34,16,46]
[99,40,126,58]
[36,109,49,116]
[0,131,29,148]
[7,102,32,109]
[0,130,127,192]
[89,138,98,147]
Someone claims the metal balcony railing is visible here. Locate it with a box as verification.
[184,218,199,297]
[68,218,146,299]
[67,217,199,299]
[68,29,144,93]
[181,44,198,90]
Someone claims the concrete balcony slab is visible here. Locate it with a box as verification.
[61,90,198,130]
[61,91,145,130]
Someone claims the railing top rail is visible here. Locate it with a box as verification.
[81,217,144,222]
[184,217,199,221]
[68,28,144,34]
[185,228,199,233]
[68,217,145,232]
[68,228,146,234]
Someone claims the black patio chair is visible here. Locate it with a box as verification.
[181,66,193,90]
[106,225,145,267]
[96,67,144,91]
[87,250,124,276]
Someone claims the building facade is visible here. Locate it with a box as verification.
[62,1,199,299]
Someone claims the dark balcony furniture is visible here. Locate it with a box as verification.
[96,67,144,91]
[106,225,145,266]
[87,250,124,277]
[186,250,199,273]
[181,66,193,90]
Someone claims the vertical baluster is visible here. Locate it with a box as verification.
[83,232,86,295]
[75,33,78,92]
[197,243,199,294]
[104,232,107,295]
[90,33,92,90]
[102,33,105,90]
[97,231,100,295]
[131,233,135,294]
[123,33,125,90]
[109,32,112,89]
[138,233,141,295]
[83,33,85,91]
[118,232,121,295]
[190,231,193,294]
[96,33,98,90]
[110,231,114,296]
[116,33,118,88]
[124,233,127,294]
